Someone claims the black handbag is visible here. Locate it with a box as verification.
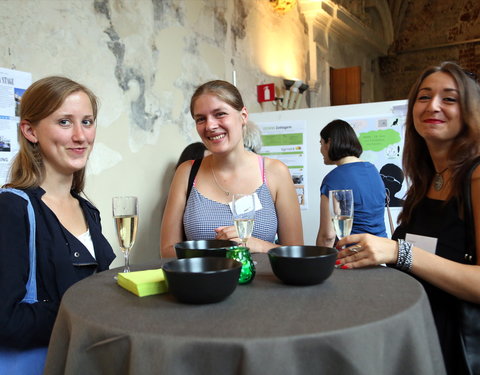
[459,157,480,375]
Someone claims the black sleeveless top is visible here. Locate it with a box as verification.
[393,197,469,375]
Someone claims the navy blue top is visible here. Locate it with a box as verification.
[0,187,115,349]
[321,162,387,237]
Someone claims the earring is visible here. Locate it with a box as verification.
[32,142,40,155]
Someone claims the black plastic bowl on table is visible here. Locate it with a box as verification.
[174,239,238,259]
[162,257,242,304]
[267,246,338,286]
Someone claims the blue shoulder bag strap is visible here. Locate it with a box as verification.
[0,189,45,375]
[0,188,38,303]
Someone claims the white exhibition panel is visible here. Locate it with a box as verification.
[250,99,408,245]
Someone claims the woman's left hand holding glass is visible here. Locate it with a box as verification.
[335,234,398,269]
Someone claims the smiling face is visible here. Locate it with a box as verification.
[192,93,247,154]
[22,91,96,177]
[412,71,463,149]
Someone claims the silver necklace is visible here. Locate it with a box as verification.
[433,167,448,191]
[211,162,230,196]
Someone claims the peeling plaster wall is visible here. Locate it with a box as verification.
[0,0,308,266]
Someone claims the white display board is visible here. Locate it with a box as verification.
[250,99,408,245]
[0,67,32,186]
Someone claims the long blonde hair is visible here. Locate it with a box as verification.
[4,76,98,193]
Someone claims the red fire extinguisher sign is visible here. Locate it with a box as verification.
[257,83,275,103]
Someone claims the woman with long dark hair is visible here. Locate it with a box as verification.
[335,62,480,374]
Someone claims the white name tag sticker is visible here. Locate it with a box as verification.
[253,193,262,211]
[228,193,263,213]
[405,233,437,254]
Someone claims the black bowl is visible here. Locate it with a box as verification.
[268,246,338,286]
[174,240,238,259]
[162,257,242,304]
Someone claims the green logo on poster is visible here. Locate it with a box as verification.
[358,129,401,152]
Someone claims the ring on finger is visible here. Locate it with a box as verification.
[349,245,362,253]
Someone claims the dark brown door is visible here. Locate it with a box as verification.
[330,66,361,105]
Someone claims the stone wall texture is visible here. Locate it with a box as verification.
[379,0,480,100]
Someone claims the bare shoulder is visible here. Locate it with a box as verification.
[171,160,195,192]
[264,157,290,176]
[176,160,194,176]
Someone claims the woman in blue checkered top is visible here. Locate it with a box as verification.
[160,80,303,257]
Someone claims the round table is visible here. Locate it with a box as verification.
[45,254,446,375]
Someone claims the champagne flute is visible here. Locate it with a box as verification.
[232,193,256,247]
[329,189,354,241]
[112,196,138,273]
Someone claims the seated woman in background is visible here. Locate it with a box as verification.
[0,77,115,372]
[160,80,303,257]
[175,141,209,169]
[316,119,387,247]
[336,61,480,375]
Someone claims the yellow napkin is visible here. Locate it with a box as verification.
[117,269,168,297]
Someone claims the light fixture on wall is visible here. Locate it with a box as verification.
[294,83,309,109]
[269,0,297,13]
[270,79,307,111]
[282,79,295,109]
[286,80,302,109]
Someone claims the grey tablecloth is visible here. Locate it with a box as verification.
[44,254,446,375]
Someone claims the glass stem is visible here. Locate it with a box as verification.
[124,249,130,272]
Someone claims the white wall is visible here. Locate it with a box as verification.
[0,0,308,266]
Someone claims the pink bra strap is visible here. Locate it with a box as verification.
[257,155,267,185]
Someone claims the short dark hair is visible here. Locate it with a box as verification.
[320,119,362,161]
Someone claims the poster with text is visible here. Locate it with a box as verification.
[346,111,407,207]
[0,67,32,185]
[257,120,307,210]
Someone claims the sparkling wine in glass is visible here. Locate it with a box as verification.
[329,189,354,240]
[113,196,138,273]
[232,193,255,247]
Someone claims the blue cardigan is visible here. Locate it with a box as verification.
[0,187,115,349]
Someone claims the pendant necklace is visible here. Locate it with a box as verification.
[433,167,448,191]
[211,162,230,197]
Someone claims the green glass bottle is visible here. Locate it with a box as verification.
[226,246,256,284]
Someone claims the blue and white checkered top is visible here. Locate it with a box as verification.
[183,157,278,243]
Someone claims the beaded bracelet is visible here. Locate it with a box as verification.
[396,239,413,272]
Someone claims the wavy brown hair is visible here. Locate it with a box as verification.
[3,76,98,193]
[399,61,480,224]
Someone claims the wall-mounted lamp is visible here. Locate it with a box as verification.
[294,83,309,109]
[264,79,307,111]
[282,79,295,109]
[269,0,297,13]
[286,80,302,109]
